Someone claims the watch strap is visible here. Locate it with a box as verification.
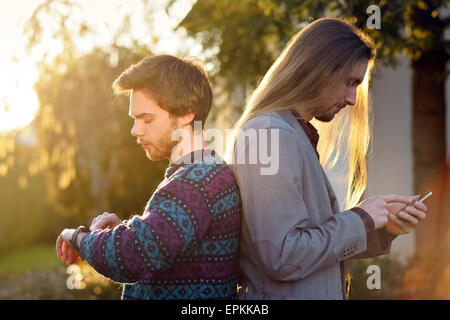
[70,225,90,253]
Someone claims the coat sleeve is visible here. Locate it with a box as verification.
[233,126,368,282]
[352,228,397,259]
[79,179,211,283]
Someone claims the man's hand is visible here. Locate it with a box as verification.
[386,199,427,235]
[56,229,80,265]
[357,194,422,229]
[90,212,122,231]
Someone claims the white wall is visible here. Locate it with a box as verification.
[366,55,415,263]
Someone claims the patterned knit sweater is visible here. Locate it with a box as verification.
[79,150,242,299]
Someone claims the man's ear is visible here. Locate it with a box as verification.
[180,112,196,126]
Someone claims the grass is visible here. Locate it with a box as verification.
[0,244,62,275]
[0,245,122,299]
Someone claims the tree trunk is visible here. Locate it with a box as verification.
[407,3,448,297]
[411,48,447,257]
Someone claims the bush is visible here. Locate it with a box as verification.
[348,254,406,299]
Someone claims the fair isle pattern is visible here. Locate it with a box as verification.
[80,151,242,300]
[122,278,237,300]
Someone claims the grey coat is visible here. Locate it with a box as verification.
[231,109,392,300]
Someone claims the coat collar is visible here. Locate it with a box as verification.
[275,109,340,213]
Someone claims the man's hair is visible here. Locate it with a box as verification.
[226,17,376,209]
[113,55,213,123]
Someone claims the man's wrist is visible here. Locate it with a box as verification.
[379,227,397,250]
[385,228,399,240]
[71,226,90,253]
[76,231,86,249]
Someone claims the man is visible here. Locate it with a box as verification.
[226,18,427,299]
[56,55,242,300]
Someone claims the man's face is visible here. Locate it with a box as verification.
[315,60,369,122]
[129,90,180,161]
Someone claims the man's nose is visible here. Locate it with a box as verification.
[344,87,357,106]
[131,122,144,137]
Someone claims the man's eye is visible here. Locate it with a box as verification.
[144,119,152,124]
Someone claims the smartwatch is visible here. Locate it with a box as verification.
[70,225,90,253]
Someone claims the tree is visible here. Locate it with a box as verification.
[0,0,168,255]
[0,130,60,255]
[23,0,167,223]
[178,0,449,298]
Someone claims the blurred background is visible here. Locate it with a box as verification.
[0,0,448,299]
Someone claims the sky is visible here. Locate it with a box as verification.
[0,0,197,133]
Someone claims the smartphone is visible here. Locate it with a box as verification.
[417,190,432,203]
[395,190,432,221]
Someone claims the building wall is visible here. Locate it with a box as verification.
[366,55,415,263]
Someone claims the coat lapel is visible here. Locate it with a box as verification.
[275,109,340,214]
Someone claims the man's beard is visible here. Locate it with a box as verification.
[145,124,179,161]
[145,139,177,161]
[314,102,343,122]
[315,111,336,123]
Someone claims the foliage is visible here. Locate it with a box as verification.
[0,137,65,255]
[348,255,406,299]
[0,0,167,254]
[179,0,449,112]
[29,45,167,222]
[22,0,166,223]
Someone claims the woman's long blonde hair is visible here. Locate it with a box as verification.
[225,17,376,209]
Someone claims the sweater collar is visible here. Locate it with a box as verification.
[165,149,217,178]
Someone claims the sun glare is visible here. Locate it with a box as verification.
[0,0,198,133]
[0,0,44,133]
[0,59,39,132]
